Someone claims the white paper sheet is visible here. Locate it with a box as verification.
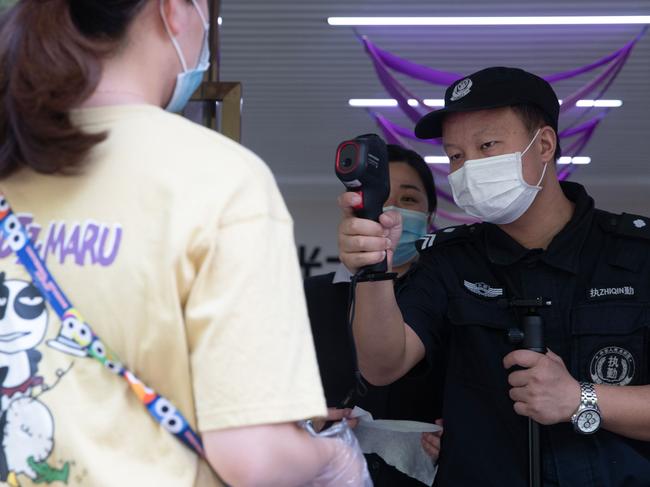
[350,406,441,486]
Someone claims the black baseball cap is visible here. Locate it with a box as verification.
[414,66,560,139]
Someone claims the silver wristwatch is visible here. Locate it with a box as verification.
[571,381,601,434]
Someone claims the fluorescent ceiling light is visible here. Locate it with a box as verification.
[349,99,398,107]
[349,99,445,107]
[351,99,621,108]
[575,99,623,107]
[559,99,622,107]
[328,16,650,26]
[218,16,223,25]
[348,98,445,107]
[416,99,445,107]
[425,156,450,164]
[558,157,591,164]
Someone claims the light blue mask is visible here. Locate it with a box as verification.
[383,206,429,267]
[160,0,210,113]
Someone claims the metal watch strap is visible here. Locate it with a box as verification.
[580,381,599,408]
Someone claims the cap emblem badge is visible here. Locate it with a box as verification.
[450,78,473,101]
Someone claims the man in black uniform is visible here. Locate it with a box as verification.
[306,145,444,486]
[337,67,650,486]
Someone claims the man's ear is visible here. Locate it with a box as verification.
[539,125,557,164]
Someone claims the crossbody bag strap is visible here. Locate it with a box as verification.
[0,192,204,457]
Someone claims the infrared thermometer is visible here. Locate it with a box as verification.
[335,133,390,274]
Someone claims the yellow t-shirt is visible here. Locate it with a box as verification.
[0,105,326,487]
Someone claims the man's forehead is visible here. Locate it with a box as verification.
[444,106,513,125]
[442,108,524,143]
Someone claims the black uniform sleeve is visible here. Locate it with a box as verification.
[397,254,450,366]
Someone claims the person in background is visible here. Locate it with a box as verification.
[0,1,368,486]
[305,145,444,486]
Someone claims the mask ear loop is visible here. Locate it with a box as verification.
[521,128,541,157]
[521,128,547,188]
[160,0,210,72]
[160,0,189,72]
[190,0,210,69]
[191,0,210,30]
[535,162,548,188]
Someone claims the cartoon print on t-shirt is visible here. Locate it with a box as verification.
[0,274,71,486]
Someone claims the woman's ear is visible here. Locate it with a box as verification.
[539,125,557,164]
[160,0,190,37]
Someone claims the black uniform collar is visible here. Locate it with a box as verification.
[484,181,594,273]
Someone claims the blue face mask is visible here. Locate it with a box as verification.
[160,0,210,113]
[383,206,429,267]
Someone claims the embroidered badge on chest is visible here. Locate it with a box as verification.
[587,286,635,300]
[463,280,504,298]
[589,346,635,386]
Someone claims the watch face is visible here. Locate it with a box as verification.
[577,408,601,434]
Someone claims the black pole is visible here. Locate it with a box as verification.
[522,311,545,487]
[506,299,550,487]
[528,420,541,487]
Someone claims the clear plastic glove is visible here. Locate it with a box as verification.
[312,408,359,432]
[303,419,373,487]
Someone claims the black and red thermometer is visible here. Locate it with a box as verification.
[335,133,390,275]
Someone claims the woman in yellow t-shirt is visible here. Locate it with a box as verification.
[0,1,368,486]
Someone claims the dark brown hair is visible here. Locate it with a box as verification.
[0,0,147,178]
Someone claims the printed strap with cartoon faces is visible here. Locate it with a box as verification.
[0,193,205,457]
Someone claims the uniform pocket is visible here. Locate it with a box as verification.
[447,296,512,330]
[571,303,650,386]
[447,296,515,387]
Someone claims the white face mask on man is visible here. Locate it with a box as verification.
[447,129,547,224]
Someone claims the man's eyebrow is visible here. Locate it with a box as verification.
[443,127,506,150]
